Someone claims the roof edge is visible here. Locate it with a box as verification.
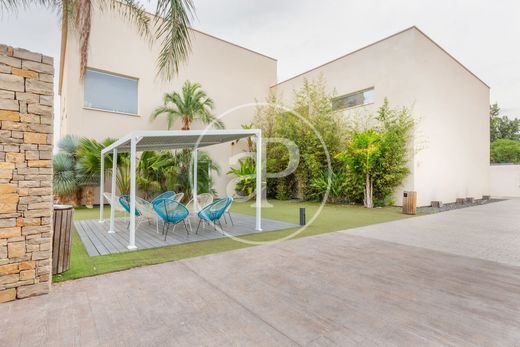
[271,26,489,89]
[411,26,489,89]
[58,8,277,90]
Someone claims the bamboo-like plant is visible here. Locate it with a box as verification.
[0,0,194,80]
[150,81,224,130]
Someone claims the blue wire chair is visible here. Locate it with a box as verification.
[153,199,190,240]
[196,197,233,234]
[151,191,176,205]
[119,195,142,216]
[119,195,143,230]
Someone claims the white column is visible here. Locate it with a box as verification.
[128,138,137,250]
[255,131,262,231]
[193,148,198,208]
[108,148,117,233]
[99,152,105,223]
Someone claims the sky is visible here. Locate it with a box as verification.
[0,0,518,122]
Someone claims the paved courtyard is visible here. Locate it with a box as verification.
[1,200,520,345]
[349,198,520,266]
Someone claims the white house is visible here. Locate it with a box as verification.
[59,8,490,206]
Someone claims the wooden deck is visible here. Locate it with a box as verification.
[75,214,297,256]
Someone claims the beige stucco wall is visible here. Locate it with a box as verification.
[60,9,277,198]
[272,27,490,206]
[411,30,490,206]
[489,165,520,197]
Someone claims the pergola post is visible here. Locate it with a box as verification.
[99,152,105,223]
[193,147,198,208]
[255,130,262,231]
[108,148,117,233]
[128,137,137,250]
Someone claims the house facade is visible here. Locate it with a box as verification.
[271,27,490,206]
[59,9,490,206]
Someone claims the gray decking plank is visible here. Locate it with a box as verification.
[77,220,105,257]
[81,221,111,256]
[76,214,297,257]
[85,222,124,254]
[75,221,101,256]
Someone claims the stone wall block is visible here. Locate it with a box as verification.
[22,60,53,74]
[25,79,53,96]
[13,48,42,63]
[0,45,53,302]
[0,73,24,92]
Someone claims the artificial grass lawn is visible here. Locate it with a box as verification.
[53,201,415,283]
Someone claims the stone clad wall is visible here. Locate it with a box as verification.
[0,45,53,302]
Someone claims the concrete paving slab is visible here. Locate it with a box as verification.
[348,199,520,266]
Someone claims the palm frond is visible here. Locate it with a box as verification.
[154,0,194,80]
[97,0,150,39]
[57,134,81,155]
[0,0,58,12]
[53,152,79,196]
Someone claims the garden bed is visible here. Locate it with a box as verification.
[417,198,504,213]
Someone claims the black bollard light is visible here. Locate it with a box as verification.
[299,207,306,226]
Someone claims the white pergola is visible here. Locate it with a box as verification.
[98,129,263,250]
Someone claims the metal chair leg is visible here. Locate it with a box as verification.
[196,219,202,234]
[217,219,224,234]
[227,212,234,225]
[164,223,170,241]
[223,213,228,224]
[183,219,190,235]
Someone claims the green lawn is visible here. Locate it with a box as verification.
[53,201,415,283]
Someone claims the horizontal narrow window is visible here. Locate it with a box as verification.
[332,87,375,110]
[84,69,138,115]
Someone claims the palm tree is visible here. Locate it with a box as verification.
[172,150,220,200]
[76,137,131,196]
[1,0,194,80]
[150,80,224,130]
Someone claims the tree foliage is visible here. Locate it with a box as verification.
[0,0,194,80]
[490,139,520,164]
[336,100,414,208]
[490,103,520,142]
[227,157,256,197]
[150,80,223,130]
[254,78,346,201]
[53,135,220,204]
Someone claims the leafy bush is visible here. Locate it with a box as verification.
[309,170,350,203]
[490,139,520,163]
[227,157,256,197]
[255,78,346,201]
[490,103,520,142]
[337,100,414,207]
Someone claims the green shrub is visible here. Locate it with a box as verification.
[227,157,256,197]
[490,139,520,163]
[255,77,346,201]
[336,100,414,207]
